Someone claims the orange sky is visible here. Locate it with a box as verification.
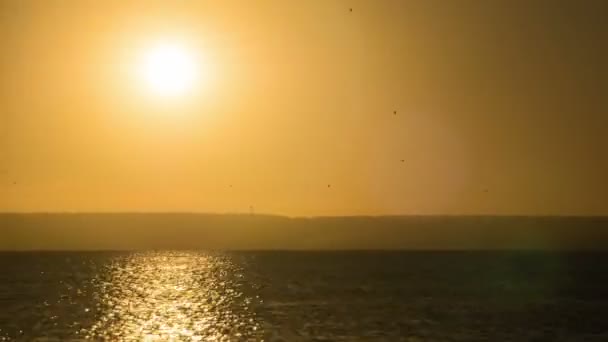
[1,0,607,216]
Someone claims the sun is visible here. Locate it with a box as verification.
[139,42,199,97]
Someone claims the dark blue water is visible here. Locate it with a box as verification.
[0,251,607,341]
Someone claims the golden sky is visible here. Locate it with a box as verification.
[1,0,607,216]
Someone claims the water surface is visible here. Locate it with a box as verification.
[1,251,607,341]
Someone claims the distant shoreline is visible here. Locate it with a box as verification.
[1,214,607,251]
[1,212,607,218]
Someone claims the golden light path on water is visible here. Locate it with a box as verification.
[85,252,264,341]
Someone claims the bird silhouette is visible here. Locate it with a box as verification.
[393,110,397,115]
[349,8,353,12]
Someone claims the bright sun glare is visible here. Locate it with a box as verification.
[140,42,199,97]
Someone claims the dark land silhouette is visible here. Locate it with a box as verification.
[1,213,607,250]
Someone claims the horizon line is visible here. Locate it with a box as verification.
[1,212,607,219]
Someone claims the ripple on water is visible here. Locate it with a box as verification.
[85,251,264,341]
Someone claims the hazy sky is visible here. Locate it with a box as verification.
[1,0,606,216]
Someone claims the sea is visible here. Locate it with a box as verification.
[0,251,607,341]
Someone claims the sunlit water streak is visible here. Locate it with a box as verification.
[85,252,263,341]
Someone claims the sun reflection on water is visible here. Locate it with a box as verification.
[85,252,263,341]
